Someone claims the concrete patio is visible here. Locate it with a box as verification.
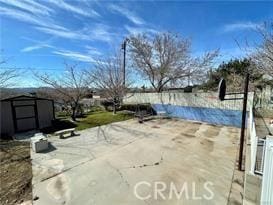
[31,119,240,205]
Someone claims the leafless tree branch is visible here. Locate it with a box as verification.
[129,32,218,92]
[34,63,89,121]
[0,55,19,88]
[251,22,273,78]
[86,54,131,114]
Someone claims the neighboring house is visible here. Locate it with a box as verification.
[255,75,273,110]
[0,95,55,137]
[256,75,273,109]
[263,84,273,105]
[80,91,103,108]
[80,97,105,108]
[93,95,101,99]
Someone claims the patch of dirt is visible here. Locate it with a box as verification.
[0,140,32,205]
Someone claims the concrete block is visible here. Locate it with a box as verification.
[31,135,48,153]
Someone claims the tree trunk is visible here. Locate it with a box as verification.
[71,107,76,121]
[71,103,78,121]
[113,104,116,115]
[156,87,163,93]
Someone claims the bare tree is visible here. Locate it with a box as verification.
[35,63,89,121]
[252,22,273,77]
[0,69,18,88]
[0,55,20,99]
[0,57,19,88]
[86,55,130,114]
[129,32,218,92]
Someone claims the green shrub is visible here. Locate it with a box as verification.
[100,100,114,111]
[56,111,70,118]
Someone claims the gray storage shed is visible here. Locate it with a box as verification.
[0,95,55,137]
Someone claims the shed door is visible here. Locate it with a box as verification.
[12,101,39,132]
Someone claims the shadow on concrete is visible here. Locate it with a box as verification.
[13,130,39,141]
[41,119,76,134]
[38,142,57,153]
[60,133,81,140]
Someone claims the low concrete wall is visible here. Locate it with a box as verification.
[125,92,254,111]
[124,92,254,127]
[152,104,243,127]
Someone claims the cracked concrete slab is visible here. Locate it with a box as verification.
[31,119,240,205]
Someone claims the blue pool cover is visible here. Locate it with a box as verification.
[152,104,246,128]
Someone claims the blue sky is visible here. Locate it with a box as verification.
[0,0,272,87]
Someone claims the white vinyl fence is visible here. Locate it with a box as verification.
[260,137,273,204]
[249,106,258,174]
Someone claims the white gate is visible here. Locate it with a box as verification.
[261,137,273,204]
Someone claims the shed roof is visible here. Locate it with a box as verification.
[1,94,53,102]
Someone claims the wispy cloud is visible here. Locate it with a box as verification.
[35,26,89,40]
[0,0,101,41]
[109,4,145,25]
[52,49,96,63]
[222,22,262,32]
[35,23,114,43]
[21,43,55,52]
[47,0,100,18]
[85,46,102,56]
[125,25,158,35]
[0,6,65,30]
[0,1,129,45]
[82,23,115,43]
[0,0,54,16]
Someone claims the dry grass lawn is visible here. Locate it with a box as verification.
[0,140,32,205]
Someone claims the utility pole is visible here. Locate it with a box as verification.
[121,38,129,87]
